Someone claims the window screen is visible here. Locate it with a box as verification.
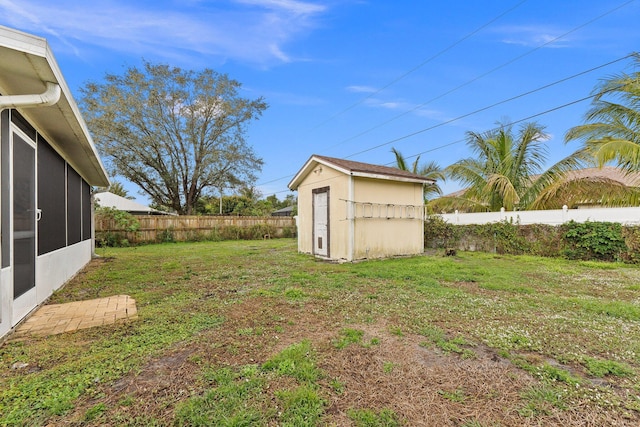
[38,138,67,254]
[81,180,91,241]
[67,166,82,245]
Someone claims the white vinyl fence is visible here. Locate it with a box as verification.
[438,206,640,226]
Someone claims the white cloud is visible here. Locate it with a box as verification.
[346,85,378,93]
[0,0,328,66]
[235,0,326,15]
[493,25,572,49]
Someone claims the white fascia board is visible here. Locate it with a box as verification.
[0,25,110,187]
[289,155,346,190]
[350,171,435,184]
[0,26,48,57]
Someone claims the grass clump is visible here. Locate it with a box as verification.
[519,384,568,416]
[438,388,467,403]
[275,385,324,426]
[262,340,321,383]
[418,327,476,359]
[175,366,266,426]
[347,407,402,426]
[583,357,634,378]
[334,328,365,349]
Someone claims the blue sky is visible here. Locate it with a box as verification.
[1,0,640,203]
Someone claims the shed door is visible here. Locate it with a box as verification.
[313,188,329,257]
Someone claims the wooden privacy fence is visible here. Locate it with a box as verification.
[95,215,297,245]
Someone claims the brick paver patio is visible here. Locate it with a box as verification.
[12,295,137,338]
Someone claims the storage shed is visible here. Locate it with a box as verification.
[288,155,433,262]
[0,26,110,338]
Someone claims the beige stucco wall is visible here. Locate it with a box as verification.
[295,162,425,262]
[352,177,424,260]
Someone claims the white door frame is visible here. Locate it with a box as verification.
[312,186,329,258]
[10,124,37,325]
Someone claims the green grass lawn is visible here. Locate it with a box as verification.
[1,239,639,426]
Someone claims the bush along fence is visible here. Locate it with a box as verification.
[95,210,297,247]
[424,215,640,263]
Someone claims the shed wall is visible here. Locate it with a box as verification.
[296,164,349,259]
[352,178,425,259]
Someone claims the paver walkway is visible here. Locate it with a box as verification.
[12,295,137,338]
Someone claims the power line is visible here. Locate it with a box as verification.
[309,0,529,131]
[267,85,622,196]
[257,53,633,188]
[345,54,635,159]
[332,0,637,152]
[390,86,623,163]
[258,0,637,190]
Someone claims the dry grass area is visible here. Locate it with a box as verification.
[1,239,639,426]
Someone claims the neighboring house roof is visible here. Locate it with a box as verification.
[95,192,172,215]
[441,166,640,199]
[0,25,109,187]
[563,166,640,186]
[288,154,435,190]
[272,206,294,216]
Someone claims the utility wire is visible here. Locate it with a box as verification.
[258,54,632,187]
[390,86,623,162]
[267,85,621,196]
[259,0,637,189]
[334,0,637,152]
[310,0,529,131]
[346,54,635,158]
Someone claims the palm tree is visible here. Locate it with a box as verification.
[433,121,592,212]
[565,55,640,173]
[391,147,445,200]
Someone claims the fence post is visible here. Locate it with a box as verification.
[562,205,568,223]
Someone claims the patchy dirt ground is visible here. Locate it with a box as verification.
[52,293,638,427]
[6,242,638,427]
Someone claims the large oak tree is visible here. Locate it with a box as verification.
[81,61,267,215]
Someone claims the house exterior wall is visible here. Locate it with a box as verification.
[352,177,425,260]
[0,109,96,338]
[295,164,350,259]
[0,26,109,339]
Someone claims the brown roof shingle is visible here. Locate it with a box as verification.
[313,155,434,182]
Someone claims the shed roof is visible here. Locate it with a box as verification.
[288,154,435,190]
[0,25,109,187]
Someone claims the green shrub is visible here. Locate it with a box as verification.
[95,207,140,247]
[156,227,175,243]
[424,215,460,249]
[478,220,530,255]
[96,231,130,248]
[621,226,640,263]
[561,221,626,262]
[426,217,640,263]
[96,207,140,232]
